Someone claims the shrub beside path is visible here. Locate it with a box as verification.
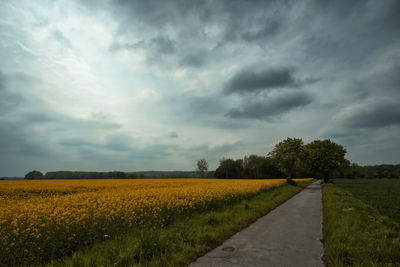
[190,181,324,267]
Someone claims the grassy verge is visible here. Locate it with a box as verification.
[333,179,400,223]
[49,181,312,267]
[322,183,400,266]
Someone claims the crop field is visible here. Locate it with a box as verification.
[0,178,311,265]
[323,179,400,266]
[333,179,400,222]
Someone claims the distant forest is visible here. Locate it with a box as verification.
[23,170,215,180]
[21,164,400,180]
[345,164,400,179]
[21,137,400,180]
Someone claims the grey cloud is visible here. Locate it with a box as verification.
[169,93,253,129]
[168,132,178,138]
[241,20,280,43]
[51,30,72,48]
[3,0,400,175]
[151,35,176,54]
[224,67,297,94]
[60,134,134,153]
[203,119,251,130]
[110,35,175,55]
[59,138,100,148]
[194,142,242,155]
[168,94,227,128]
[104,135,134,152]
[64,117,121,131]
[0,121,49,157]
[302,0,400,67]
[106,0,289,63]
[0,75,22,114]
[179,52,207,68]
[319,127,362,139]
[0,72,39,114]
[310,0,368,16]
[226,92,313,120]
[187,96,225,116]
[337,101,400,129]
[22,113,55,123]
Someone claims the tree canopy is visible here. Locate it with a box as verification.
[214,138,351,181]
[304,139,347,182]
[214,158,244,179]
[269,138,304,179]
[25,170,44,179]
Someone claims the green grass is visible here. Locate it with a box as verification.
[48,181,312,267]
[323,182,400,266]
[333,179,400,223]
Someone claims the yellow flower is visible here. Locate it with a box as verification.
[1,178,311,263]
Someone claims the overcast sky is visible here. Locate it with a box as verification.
[1,0,399,176]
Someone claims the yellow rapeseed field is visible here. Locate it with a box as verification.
[0,178,311,264]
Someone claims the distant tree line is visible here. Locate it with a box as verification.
[25,171,143,179]
[341,163,400,179]
[214,138,400,181]
[25,170,215,179]
[24,138,399,181]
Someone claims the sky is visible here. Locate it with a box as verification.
[1,0,400,176]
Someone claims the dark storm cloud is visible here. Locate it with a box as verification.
[224,67,297,94]
[322,57,400,139]
[111,0,286,32]
[3,0,400,176]
[104,0,290,67]
[0,121,49,157]
[226,92,313,120]
[338,101,400,129]
[302,0,400,66]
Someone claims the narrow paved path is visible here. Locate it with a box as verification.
[190,181,324,267]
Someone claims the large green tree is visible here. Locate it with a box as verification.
[242,155,284,179]
[269,138,304,179]
[214,158,243,179]
[304,139,347,182]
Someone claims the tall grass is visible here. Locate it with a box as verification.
[323,182,400,266]
[333,179,400,222]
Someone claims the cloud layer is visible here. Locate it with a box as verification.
[1,0,400,176]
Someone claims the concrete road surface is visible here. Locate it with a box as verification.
[189,181,324,267]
